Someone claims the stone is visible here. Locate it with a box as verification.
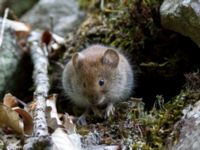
[168,101,200,150]
[21,0,84,36]
[160,0,200,47]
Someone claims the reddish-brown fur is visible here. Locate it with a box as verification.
[62,44,134,123]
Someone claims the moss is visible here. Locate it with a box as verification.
[75,88,200,149]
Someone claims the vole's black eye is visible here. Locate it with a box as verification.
[99,79,104,86]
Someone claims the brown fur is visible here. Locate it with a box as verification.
[62,44,134,118]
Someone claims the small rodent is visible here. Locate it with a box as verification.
[62,44,134,124]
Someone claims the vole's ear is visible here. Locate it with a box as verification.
[72,53,84,69]
[102,49,119,68]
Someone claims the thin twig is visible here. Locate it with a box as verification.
[24,31,52,149]
[0,8,9,47]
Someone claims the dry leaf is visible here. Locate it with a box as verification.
[3,93,18,108]
[30,102,37,111]
[63,113,76,134]
[0,139,4,149]
[13,107,33,135]
[46,94,62,126]
[15,30,30,51]
[46,107,59,130]
[52,33,65,44]
[41,30,52,46]
[52,128,81,150]
[0,103,23,134]
[1,19,31,32]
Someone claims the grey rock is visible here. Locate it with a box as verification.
[160,0,200,47]
[0,19,33,99]
[21,0,84,36]
[0,29,20,97]
[168,101,200,150]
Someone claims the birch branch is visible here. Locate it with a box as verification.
[23,32,52,149]
[0,8,9,47]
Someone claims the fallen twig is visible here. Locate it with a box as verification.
[23,31,52,149]
[0,8,9,47]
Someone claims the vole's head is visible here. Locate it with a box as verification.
[72,48,119,105]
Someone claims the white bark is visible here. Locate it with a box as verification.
[24,33,52,149]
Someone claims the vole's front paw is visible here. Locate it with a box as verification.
[75,108,91,125]
[91,106,103,118]
[104,103,115,118]
[76,114,87,126]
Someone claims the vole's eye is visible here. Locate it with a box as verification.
[99,80,104,86]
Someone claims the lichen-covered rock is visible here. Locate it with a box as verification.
[160,0,200,47]
[21,0,84,36]
[168,100,200,150]
[0,19,33,99]
[0,29,21,98]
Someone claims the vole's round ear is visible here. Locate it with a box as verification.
[102,49,119,68]
[72,53,84,69]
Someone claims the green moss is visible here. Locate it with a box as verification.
[76,0,162,63]
[78,0,99,10]
[136,89,199,149]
